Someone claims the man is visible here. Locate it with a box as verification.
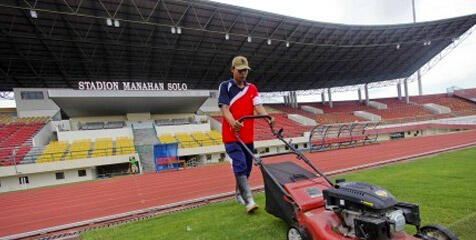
[130,156,139,174]
[218,56,274,213]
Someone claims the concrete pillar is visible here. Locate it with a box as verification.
[417,71,422,96]
[293,91,298,108]
[291,91,296,108]
[328,88,333,108]
[404,79,409,104]
[321,92,326,105]
[364,84,369,106]
[358,88,362,103]
[397,83,402,100]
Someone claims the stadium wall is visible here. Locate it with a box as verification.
[70,115,127,130]
[199,91,220,113]
[209,117,222,131]
[176,136,309,164]
[51,120,72,131]
[32,121,55,146]
[57,128,134,143]
[126,112,151,121]
[370,128,460,141]
[0,154,137,192]
[151,113,196,120]
[155,123,210,135]
[0,168,95,193]
[13,88,60,118]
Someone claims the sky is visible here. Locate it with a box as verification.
[1,0,475,107]
[211,0,476,102]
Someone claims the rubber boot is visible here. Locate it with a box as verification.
[236,175,258,213]
[235,184,245,205]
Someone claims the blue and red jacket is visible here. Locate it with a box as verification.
[218,79,261,144]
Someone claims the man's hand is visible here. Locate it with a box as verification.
[267,116,275,128]
[231,120,244,131]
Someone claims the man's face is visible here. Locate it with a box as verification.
[231,67,249,83]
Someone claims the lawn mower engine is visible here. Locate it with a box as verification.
[323,181,420,240]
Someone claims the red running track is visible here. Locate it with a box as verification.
[1,130,476,237]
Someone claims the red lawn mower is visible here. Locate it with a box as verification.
[235,115,458,240]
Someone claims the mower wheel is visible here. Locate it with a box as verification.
[418,224,458,240]
[287,226,309,240]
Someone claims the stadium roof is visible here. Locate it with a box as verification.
[1,0,475,92]
[48,89,209,117]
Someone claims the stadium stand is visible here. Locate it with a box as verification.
[80,122,105,130]
[36,141,69,163]
[115,137,135,155]
[158,134,177,144]
[454,88,476,102]
[156,118,193,126]
[314,112,364,124]
[267,104,316,119]
[0,145,31,166]
[305,101,371,113]
[267,96,476,124]
[91,138,114,158]
[207,130,223,143]
[174,133,200,148]
[366,98,433,120]
[64,140,92,160]
[158,131,223,148]
[267,104,367,124]
[0,114,13,124]
[0,116,48,165]
[191,132,216,146]
[105,121,125,129]
[214,113,312,141]
[411,94,476,116]
[0,123,44,148]
[32,137,136,164]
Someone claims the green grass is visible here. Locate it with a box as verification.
[81,147,476,240]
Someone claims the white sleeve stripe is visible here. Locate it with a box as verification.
[253,96,261,105]
[229,86,250,107]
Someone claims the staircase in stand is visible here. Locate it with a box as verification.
[132,123,159,172]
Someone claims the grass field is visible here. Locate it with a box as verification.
[81,147,476,240]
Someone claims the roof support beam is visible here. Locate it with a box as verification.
[23,11,73,88]
[185,8,218,81]
[54,1,94,80]
[0,62,23,87]
[213,14,263,82]
[1,30,47,87]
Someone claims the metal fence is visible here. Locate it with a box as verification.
[0,145,137,167]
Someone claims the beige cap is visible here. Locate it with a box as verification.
[231,56,251,70]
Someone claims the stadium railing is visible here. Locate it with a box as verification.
[309,121,379,152]
[0,145,137,166]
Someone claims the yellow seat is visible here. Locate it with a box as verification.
[158,134,177,144]
[64,139,91,160]
[92,138,113,158]
[37,141,69,162]
[207,130,222,144]
[175,133,200,149]
[116,137,135,155]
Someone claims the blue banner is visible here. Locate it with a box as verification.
[153,143,179,172]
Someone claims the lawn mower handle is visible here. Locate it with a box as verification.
[234,115,273,166]
[236,115,334,187]
[237,115,280,136]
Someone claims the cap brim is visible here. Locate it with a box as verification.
[234,65,251,70]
